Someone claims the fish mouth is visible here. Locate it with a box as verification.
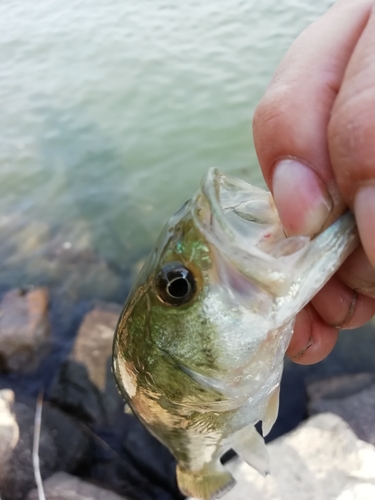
[192,168,311,295]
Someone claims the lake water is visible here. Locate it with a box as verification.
[0,0,334,298]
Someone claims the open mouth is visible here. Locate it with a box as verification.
[192,168,311,295]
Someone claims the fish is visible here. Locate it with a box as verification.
[112,168,358,500]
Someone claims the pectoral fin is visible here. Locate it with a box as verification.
[262,385,280,437]
[176,462,235,500]
[124,404,134,415]
[233,425,269,476]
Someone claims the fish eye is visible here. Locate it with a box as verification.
[155,262,197,306]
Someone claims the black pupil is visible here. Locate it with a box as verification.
[155,263,197,306]
[167,277,189,298]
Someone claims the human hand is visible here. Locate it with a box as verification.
[253,0,375,364]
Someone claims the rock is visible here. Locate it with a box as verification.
[72,302,122,391]
[120,414,180,496]
[307,372,375,401]
[0,288,50,372]
[188,414,375,500]
[0,393,90,500]
[24,220,126,302]
[48,302,181,500]
[0,214,125,302]
[0,215,50,266]
[73,408,181,500]
[26,471,129,500]
[0,390,19,483]
[49,302,123,426]
[49,360,105,424]
[307,373,375,446]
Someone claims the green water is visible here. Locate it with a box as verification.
[0,0,333,298]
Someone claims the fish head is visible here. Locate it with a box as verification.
[113,169,316,409]
[113,169,357,412]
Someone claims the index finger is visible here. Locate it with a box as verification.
[328,3,375,267]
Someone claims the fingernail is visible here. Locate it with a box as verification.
[272,159,333,236]
[354,185,375,268]
[291,335,314,360]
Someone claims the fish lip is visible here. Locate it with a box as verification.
[191,168,310,295]
[199,168,277,242]
[191,168,276,257]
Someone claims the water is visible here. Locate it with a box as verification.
[0,0,334,298]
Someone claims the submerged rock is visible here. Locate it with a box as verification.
[0,288,50,372]
[0,392,90,500]
[26,471,129,500]
[191,413,375,500]
[307,373,375,446]
[0,215,50,267]
[0,215,126,302]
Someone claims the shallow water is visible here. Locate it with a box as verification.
[0,0,333,296]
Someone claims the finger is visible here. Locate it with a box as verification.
[311,274,375,328]
[286,304,339,365]
[328,1,375,267]
[253,0,373,237]
[337,245,375,297]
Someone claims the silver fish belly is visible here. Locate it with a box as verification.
[112,169,358,500]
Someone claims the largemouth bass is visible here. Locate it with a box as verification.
[112,169,358,500]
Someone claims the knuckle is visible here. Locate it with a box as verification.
[328,81,375,198]
[253,85,295,142]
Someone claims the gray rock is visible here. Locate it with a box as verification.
[189,414,375,500]
[0,394,90,500]
[307,373,375,401]
[72,302,122,391]
[0,288,50,372]
[0,390,19,484]
[307,373,375,446]
[26,471,129,500]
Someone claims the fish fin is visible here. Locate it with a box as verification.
[262,385,280,437]
[176,462,236,500]
[124,404,134,415]
[233,425,269,476]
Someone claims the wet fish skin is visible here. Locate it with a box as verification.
[113,169,358,500]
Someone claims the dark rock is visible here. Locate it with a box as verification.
[0,393,90,500]
[120,415,181,498]
[49,302,123,426]
[0,288,50,373]
[26,471,129,500]
[89,433,180,500]
[49,360,105,424]
[307,373,375,446]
